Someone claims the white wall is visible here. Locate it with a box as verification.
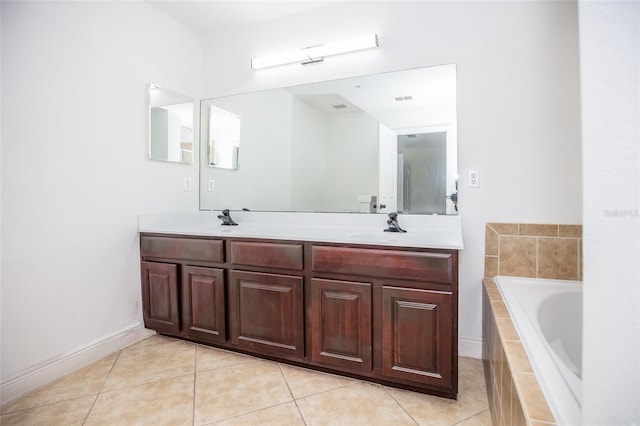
[201,1,582,350]
[1,1,202,396]
[324,113,380,212]
[291,97,326,211]
[200,90,294,210]
[579,1,640,423]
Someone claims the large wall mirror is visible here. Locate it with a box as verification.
[148,83,194,164]
[200,64,458,214]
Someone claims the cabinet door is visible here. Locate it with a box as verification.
[381,286,453,388]
[141,261,179,333]
[182,266,226,344]
[229,270,304,359]
[310,279,372,371]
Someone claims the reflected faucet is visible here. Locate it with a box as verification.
[217,209,238,226]
[384,212,406,233]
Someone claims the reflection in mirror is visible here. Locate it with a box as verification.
[208,105,240,169]
[200,64,457,214]
[148,83,194,164]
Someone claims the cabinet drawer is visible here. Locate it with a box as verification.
[229,241,303,270]
[141,236,224,263]
[311,246,454,284]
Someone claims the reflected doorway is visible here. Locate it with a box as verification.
[397,132,447,214]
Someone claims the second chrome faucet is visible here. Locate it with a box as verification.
[217,209,238,226]
[384,212,406,233]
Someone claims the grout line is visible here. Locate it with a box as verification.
[97,372,197,396]
[382,386,419,425]
[192,345,198,426]
[201,400,298,426]
[451,408,490,425]
[534,237,540,278]
[2,393,101,419]
[81,349,122,425]
[292,379,361,403]
[276,363,308,426]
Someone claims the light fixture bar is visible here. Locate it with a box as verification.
[251,34,378,70]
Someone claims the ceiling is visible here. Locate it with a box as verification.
[146,1,334,36]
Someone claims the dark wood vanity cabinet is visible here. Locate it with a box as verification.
[381,286,453,389]
[310,244,458,396]
[181,266,226,344]
[309,278,373,372]
[140,235,226,343]
[229,270,304,359]
[140,233,458,398]
[141,261,179,334]
[228,240,305,360]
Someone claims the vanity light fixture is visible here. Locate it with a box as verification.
[251,34,379,70]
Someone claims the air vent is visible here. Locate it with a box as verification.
[407,134,417,138]
[394,96,413,102]
[333,104,348,109]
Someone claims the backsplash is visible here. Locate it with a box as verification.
[484,223,582,280]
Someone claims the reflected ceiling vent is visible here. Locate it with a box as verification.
[333,104,348,109]
[394,96,413,102]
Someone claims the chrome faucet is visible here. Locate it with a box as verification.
[384,212,406,233]
[217,209,238,226]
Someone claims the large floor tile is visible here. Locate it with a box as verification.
[385,357,488,426]
[196,344,254,372]
[194,360,293,425]
[84,375,194,426]
[3,334,491,426]
[214,401,305,426]
[279,363,358,399]
[1,353,117,414]
[102,337,195,391]
[0,395,95,426]
[296,382,416,425]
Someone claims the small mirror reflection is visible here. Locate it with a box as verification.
[148,84,194,164]
[208,105,240,170]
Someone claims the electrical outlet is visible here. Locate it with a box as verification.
[183,177,192,191]
[208,179,215,192]
[468,170,480,188]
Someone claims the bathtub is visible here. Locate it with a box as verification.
[494,276,582,426]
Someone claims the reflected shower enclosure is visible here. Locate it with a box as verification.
[397,132,447,215]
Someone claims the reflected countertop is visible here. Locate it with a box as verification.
[138,211,464,250]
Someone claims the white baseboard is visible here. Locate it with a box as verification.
[459,337,483,359]
[1,322,154,407]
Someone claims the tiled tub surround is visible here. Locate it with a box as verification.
[484,223,582,280]
[483,279,557,426]
[482,223,583,425]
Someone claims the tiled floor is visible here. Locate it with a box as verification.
[1,335,491,425]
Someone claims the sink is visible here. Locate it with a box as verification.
[182,223,237,233]
[345,232,425,244]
